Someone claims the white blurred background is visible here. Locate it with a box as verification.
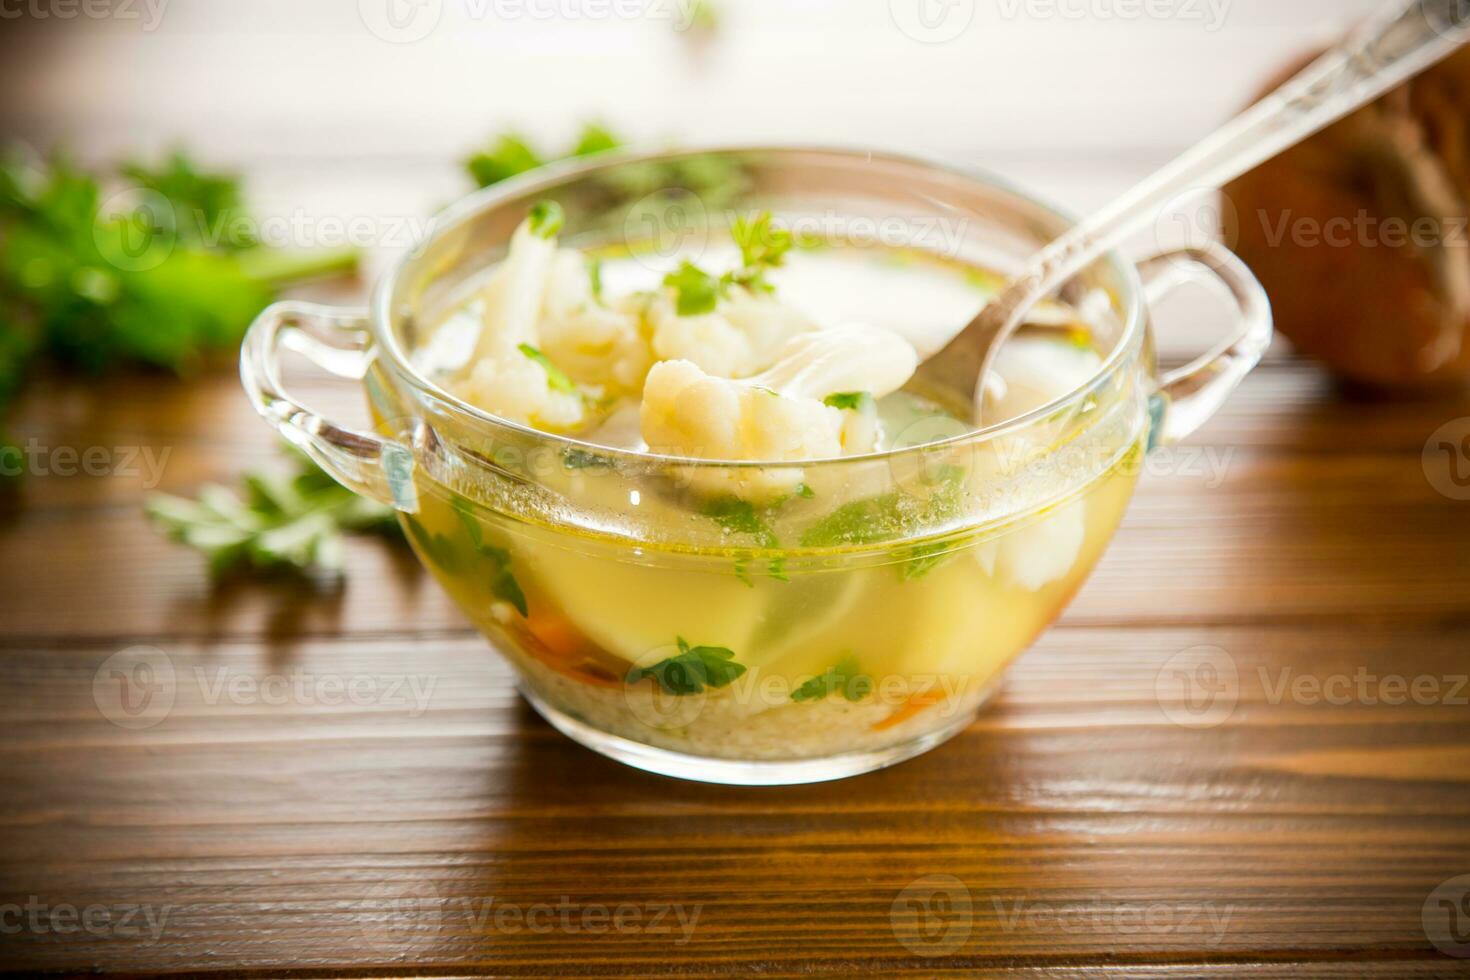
[0,0,1385,272]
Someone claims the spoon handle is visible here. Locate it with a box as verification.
[946,0,1470,412]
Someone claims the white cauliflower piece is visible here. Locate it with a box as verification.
[641,359,838,500]
[975,497,1086,591]
[641,323,920,501]
[451,348,587,431]
[538,251,653,393]
[473,203,561,361]
[647,286,817,379]
[453,203,590,431]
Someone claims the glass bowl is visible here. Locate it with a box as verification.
[241,146,1272,785]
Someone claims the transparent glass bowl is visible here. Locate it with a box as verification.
[242,147,1272,784]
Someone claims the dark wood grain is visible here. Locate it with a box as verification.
[3,275,1470,978]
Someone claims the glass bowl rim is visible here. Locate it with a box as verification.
[368,143,1147,470]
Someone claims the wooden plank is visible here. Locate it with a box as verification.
[3,355,1468,639]
[1,626,1466,973]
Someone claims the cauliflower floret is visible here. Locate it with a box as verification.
[473,204,561,361]
[538,251,653,393]
[454,204,592,431]
[641,323,920,501]
[647,287,817,379]
[975,497,1086,591]
[451,349,587,431]
[641,359,840,500]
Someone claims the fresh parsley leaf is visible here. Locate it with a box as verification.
[465,133,543,189]
[725,211,792,293]
[465,124,624,190]
[823,391,875,412]
[587,256,604,300]
[527,199,564,239]
[120,151,255,249]
[627,637,746,695]
[703,496,779,549]
[799,464,967,581]
[792,656,872,703]
[563,447,613,470]
[0,150,357,440]
[451,493,529,616]
[794,482,815,499]
[147,446,399,578]
[572,123,622,159]
[662,260,721,316]
[517,343,577,394]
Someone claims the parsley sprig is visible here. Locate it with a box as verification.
[661,211,794,316]
[146,446,399,578]
[792,655,873,703]
[0,149,358,468]
[627,637,746,695]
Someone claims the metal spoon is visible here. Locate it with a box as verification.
[915,0,1470,420]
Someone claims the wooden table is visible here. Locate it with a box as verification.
[5,2,1470,975]
[3,287,1470,976]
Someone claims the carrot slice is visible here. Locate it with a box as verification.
[872,686,948,732]
[518,615,627,689]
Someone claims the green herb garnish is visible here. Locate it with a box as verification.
[726,211,792,294]
[146,446,398,578]
[527,200,564,239]
[517,343,577,394]
[563,447,613,470]
[662,260,721,316]
[0,150,357,444]
[703,496,780,549]
[587,256,604,300]
[823,391,875,412]
[792,655,872,703]
[571,123,622,159]
[799,464,967,581]
[660,211,794,317]
[628,637,746,695]
[451,495,529,617]
[465,133,543,188]
[465,123,622,190]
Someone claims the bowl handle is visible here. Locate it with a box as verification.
[1137,243,1274,448]
[240,301,418,512]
